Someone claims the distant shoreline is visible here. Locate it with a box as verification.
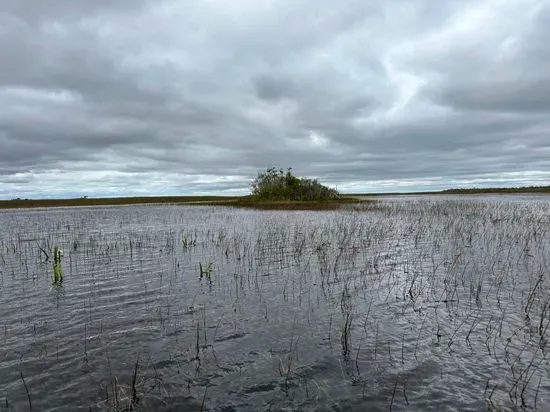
[1,185,549,210]
[0,195,369,211]
[350,185,550,196]
[0,196,239,209]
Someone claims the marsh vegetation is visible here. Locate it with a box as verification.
[250,167,341,201]
[0,196,549,410]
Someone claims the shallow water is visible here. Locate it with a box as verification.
[1,198,550,411]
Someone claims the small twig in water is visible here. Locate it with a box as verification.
[389,376,398,411]
[20,370,32,411]
[130,355,140,409]
[200,385,208,412]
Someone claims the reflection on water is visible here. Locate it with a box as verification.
[0,197,549,411]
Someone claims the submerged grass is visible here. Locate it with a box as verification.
[52,246,63,286]
[199,262,213,280]
[2,197,550,410]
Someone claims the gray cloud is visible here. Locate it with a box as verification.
[1,0,550,199]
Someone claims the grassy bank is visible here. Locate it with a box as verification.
[4,183,548,210]
[205,196,373,210]
[0,196,239,209]
[353,185,550,196]
[0,195,373,211]
[440,185,550,194]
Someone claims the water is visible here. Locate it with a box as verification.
[1,197,550,411]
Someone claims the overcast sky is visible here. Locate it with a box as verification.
[1,0,550,198]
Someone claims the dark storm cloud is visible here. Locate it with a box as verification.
[432,78,550,113]
[1,0,549,198]
[254,76,297,103]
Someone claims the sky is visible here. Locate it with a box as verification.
[1,0,550,199]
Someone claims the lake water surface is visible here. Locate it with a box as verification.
[1,196,550,411]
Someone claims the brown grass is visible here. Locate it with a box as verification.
[206,197,375,211]
[0,195,374,211]
[0,196,239,209]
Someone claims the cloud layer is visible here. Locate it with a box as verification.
[1,0,550,198]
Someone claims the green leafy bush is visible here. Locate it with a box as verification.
[250,167,340,201]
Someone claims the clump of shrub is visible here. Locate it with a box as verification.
[250,167,341,201]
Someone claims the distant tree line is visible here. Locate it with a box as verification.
[250,167,341,201]
[441,185,550,194]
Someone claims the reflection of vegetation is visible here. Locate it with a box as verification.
[251,167,341,201]
[52,246,63,286]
